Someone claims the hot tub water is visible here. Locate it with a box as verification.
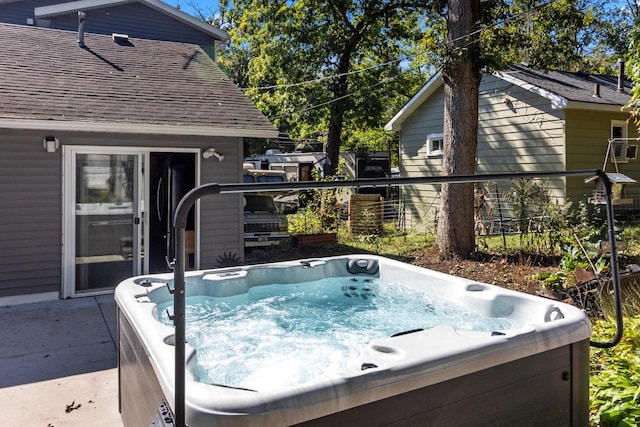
[157,276,522,392]
[117,255,591,426]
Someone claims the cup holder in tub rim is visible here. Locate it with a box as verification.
[134,277,170,287]
[466,283,489,292]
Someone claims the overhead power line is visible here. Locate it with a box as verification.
[238,0,558,93]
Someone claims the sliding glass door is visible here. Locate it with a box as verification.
[64,149,143,296]
[63,147,198,297]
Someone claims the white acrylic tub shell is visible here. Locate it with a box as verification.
[115,255,591,426]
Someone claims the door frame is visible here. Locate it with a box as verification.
[62,146,200,298]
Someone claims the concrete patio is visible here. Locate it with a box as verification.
[0,295,124,426]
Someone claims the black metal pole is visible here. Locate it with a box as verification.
[170,169,624,427]
[173,227,186,426]
[590,170,624,348]
[172,184,221,427]
[494,183,507,250]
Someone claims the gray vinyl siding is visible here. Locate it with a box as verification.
[0,130,62,296]
[49,3,217,55]
[398,85,444,230]
[565,109,640,205]
[0,0,46,24]
[1,1,218,57]
[199,137,245,268]
[0,130,243,297]
[398,74,569,228]
[477,74,566,203]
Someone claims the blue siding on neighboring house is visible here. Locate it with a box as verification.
[51,3,216,50]
[0,1,217,56]
[0,0,53,24]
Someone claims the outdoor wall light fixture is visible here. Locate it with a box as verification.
[43,136,59,153]
[203,147,224,161]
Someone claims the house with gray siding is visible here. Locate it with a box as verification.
[385,63,639,230]
[0,0,225,57]
[0,23,277,302]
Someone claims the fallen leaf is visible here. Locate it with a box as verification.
[65,401,81,413]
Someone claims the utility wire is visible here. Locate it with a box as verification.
[260,0,563,122]
[270,64,426,121]
[241,53,425,91]
[240,0,558,93]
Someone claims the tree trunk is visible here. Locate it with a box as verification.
[436,0,481,258]
[325,115,342,176]
[325,29,358,176]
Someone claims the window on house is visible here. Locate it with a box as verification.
[426,133,444,157]
[610,121,629,163]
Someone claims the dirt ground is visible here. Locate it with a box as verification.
[245,243,561,298]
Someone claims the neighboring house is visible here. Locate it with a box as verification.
[385,63,639,230]
[0,23,277,302]
[0,0,226,57]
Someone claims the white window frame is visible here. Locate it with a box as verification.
[426,133,444,157]
[610,120,629,163]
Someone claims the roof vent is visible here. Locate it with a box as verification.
[112,33,129,43]
[77,11,86,47]
[617,59,625,93]
[593,83,601,98]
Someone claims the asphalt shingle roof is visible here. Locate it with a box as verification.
[0,23,276,135]
[505,63,632,106]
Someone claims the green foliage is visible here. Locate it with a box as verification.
[217,0,428,173]
[342,128,399,167]
[342,224,435,258]
[416,0,627,75]
[509,179,550,233]
[287,208,323,235]
[287,166,349,235]
[627,7,640,130]
[590,316,640,426]
[502,179,569,253]
[620,226,640,255]
[533,239,609,292]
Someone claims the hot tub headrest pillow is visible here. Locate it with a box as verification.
[347,259,379,275]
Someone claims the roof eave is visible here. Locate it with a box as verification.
[34,0,228,41]
[494,70,568,109]
[384,71,443,131]
[0,119,278,138]
[142,0,228,41]
[35,0,132,18]
[565,101,629,113]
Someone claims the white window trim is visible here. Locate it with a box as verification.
[426,133,444,157]
[610,120,629,163]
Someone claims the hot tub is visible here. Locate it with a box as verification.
[116,255,590,426]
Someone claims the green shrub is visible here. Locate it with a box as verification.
[287,208,323,235]
[590,316,640,426]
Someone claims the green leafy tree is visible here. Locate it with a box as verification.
[626,2,640,128]
[433,0,631,258]
[216,0,429,174]
[204,0,631,258]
